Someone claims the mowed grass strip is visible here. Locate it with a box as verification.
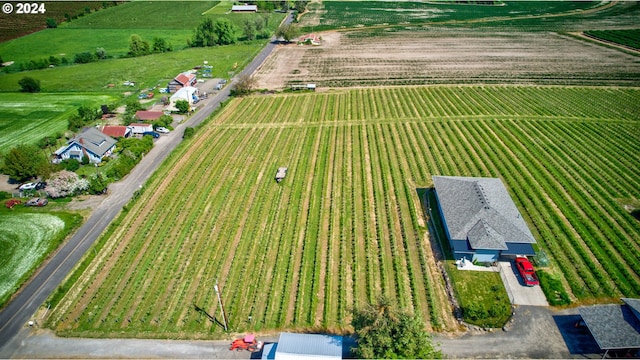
[48,86,640,338]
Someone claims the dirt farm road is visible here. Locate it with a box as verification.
[2,305,604,358]
[0,13,294,356]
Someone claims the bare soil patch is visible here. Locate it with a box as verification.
[253,29,640,90]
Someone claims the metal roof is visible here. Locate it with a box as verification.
[274,332,342,359]
[433,176,536,251]
[579,298,640,350]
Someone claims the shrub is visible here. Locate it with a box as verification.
[46,170,89,198]
[18,77,41,93]
[60,159,81,172]
[183,127,195,139]
[538,270,571,306]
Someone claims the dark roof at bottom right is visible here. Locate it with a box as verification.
[578,298,640,350]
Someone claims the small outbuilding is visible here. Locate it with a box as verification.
[275,167,287,182]
[135,110,164,122]
[261,332,343,360]
[578,298,640,358]
[232,4,257,12]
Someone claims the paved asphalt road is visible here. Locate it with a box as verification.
[0,12,293,355]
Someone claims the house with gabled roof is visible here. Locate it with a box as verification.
[578,298,640,358]
[53,127,116,164]
[432,175,537,263]
[168,72,197,93]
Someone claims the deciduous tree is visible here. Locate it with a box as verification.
[128,34,150,57]
[351,297,442,359]
[275,23,300,43]
[175,99,190,114]
[2,144,50,181]
[213,18,237,45]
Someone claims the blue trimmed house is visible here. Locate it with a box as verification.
[54,127,116,164]
[432,176,537,263]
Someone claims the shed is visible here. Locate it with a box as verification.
[578,298,640,358]
[275,167,287,182]
[232,4,257,12]
[432,176,537,263]
[261,332,343,360]
[135,110,164,122]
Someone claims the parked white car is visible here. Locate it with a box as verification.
[155,127,170,134]
[19,182,37,191]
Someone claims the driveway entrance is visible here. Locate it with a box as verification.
[498,261,548,306]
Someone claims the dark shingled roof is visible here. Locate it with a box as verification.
[72,127,116,157]
[579,298,640,350]
[433,176,536,251]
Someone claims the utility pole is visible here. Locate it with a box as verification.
[214,281,228,331]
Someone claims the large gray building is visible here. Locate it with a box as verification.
[432,176,537,263]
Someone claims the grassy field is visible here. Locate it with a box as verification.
[0,1,283,65]
[47,85,640,339]
[0,208,82,308]
[0,93,118,153]
[0,43,266,93]
[0,92,118,153]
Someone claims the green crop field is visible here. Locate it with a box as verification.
[0,93,118,153]
[0,210,82,308]
[47,85,640,339]
[307,1,602,31]
[584,29,640,50]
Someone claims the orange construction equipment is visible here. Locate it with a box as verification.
[229,334,263,352]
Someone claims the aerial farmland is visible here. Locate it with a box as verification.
[1,0,639,356]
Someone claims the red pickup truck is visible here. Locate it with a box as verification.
[515,256,539,286]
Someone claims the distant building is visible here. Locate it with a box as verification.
[135,110,164,122]
[168,72,197,93]
[298,34,321,46]
[432,175,537,263]
[261,332,343,360]
[232,4,257,12]
[53,127,116,164]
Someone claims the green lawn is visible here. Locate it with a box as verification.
[0,93,118,153]
[0,42,265,93]
[0,208,82,308]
